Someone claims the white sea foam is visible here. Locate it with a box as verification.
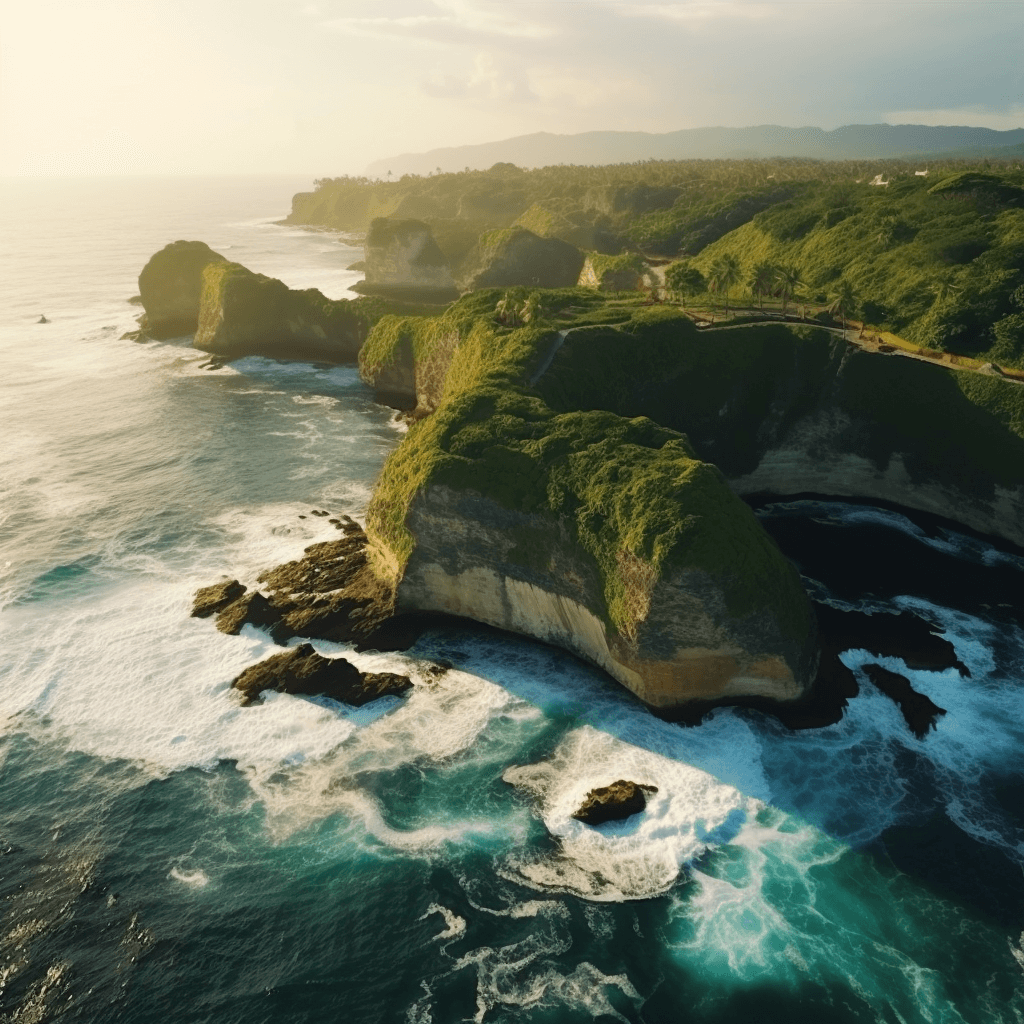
[501,725,757,901]
[420,904,467,941]
[168,867,210,888]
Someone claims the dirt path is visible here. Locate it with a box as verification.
[689,307,1022,384]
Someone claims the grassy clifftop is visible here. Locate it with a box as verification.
[364,298,813,645]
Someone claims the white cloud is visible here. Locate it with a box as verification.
[325,0,554,44]
[884,107,1024,132]
[622,2,774,25]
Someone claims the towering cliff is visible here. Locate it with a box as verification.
[361,306,818,712]
[354,218,458,300]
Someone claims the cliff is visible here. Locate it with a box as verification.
[362,309,818,712]
[457,227,585,292]
[193,261,366,362]
[352,218,458,301]
[534,315,1024,548]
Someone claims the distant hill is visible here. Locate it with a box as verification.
[367,125,1024,177]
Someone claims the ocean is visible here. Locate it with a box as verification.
[1,175,1022,1024]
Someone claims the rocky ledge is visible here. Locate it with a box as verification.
[190,520,402,648]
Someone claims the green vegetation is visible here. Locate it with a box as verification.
[535,319,1024,492]
[687,171,1024,366]
[298,157,1024,365]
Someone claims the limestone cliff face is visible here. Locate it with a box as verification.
[393,485,814,709]
[194,262,364,362]
[138,240,225,339]
[356,218,457,299]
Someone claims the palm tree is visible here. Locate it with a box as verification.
[828,280,858,336]
[707,255,742,317]
[717,255,741,317]
[749,262,776,311]
[775,265,804,317]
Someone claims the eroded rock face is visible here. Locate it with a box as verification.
[357,218,457,299]
[138,241,226,339]
[392,484,816,712]
[231,643,412,706]
[572,780,658,826]
[194,261,364,362]
[458,227,584,292]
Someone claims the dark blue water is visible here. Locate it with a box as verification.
[1,177,1023,1024]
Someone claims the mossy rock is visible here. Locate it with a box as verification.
[193,261,366,362]
[138,240,226,339]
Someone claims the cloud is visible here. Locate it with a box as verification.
[324,0,554,45]
[884,106,1024,132]
[422,52,536,101]
[622,2,774,25]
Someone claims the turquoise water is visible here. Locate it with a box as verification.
[1,177,1022,1023]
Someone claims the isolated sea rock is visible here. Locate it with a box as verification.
[352,218,458,300]
[138,240,226,339]
[231,643,412,706]
[193,261,364,362]
[457,227,584,292]
[191,579,246,618]
[572,780,658,826]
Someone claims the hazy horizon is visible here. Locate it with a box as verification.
[3,0,1022,178]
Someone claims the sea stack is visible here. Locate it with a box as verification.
[138,240,226,339]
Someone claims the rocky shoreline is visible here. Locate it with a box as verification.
[127,238,1018,731]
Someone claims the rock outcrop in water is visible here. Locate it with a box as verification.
[138,240,226,339]
[572,780,658,825]
[231,643,412,706]
[193,261,365,362]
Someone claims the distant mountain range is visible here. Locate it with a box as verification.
[366,124,1024,177]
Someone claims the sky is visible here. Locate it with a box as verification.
[1,0,1022,178]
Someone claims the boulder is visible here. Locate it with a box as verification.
[138,240,226,339]
[191,579,246,618]
[353,219,457,300]
[572,780,658,826]
[193,261,365,362]
[231,643,412,706]
[457,227,584,292]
